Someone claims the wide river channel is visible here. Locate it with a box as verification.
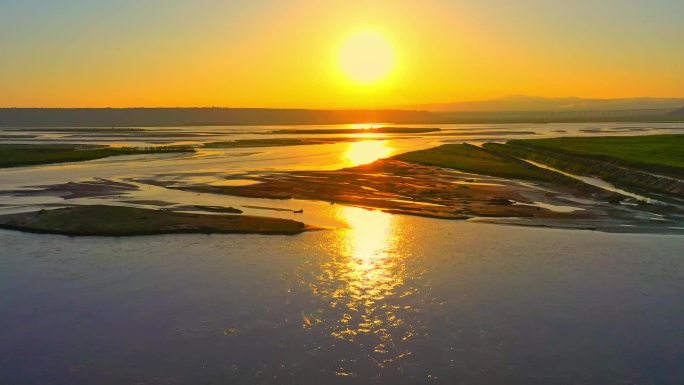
[1,122,683,384]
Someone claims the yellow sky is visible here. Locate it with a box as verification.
[1,1,683,108]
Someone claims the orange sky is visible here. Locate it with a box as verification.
[1,0,683,108]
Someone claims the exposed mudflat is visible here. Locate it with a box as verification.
[2,123,684,234]
[144,158,683,233]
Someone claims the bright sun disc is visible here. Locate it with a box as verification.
[339,30,395,84]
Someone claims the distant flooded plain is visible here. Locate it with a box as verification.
[1,122,683,384]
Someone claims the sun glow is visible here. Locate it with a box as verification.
[339,30,396,84]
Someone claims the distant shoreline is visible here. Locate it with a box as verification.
[1,107,683,127]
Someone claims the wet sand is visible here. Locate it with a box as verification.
[2,125,683,235]
[143,158,681,232]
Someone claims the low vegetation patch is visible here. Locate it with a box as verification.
[0,205,310,236]
[486,135,684,200]
[394,143,549,180]
[0,144,194,168]
[508,135,684,177]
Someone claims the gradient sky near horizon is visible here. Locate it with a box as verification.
[1,0,683,108]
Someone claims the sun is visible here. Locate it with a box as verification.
[339,30,395,84]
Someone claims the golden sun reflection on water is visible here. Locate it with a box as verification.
[344,140,393,166]
[302,206,419,367]
[348,123,377,130]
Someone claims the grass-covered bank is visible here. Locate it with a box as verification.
[507,135,684,177]
[0,144,194,168]
[484,134,684,200]
[0,205,312,236]
[394,143,550,181]
[392,135,683,202]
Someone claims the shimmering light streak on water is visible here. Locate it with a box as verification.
[300,206,425,369]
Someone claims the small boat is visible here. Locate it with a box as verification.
[293,209,304,214]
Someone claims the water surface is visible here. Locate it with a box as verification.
[1,211,682,384]
[1,123,683,384]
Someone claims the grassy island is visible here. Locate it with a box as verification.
[0,205,311,236]
[0,144,194,168]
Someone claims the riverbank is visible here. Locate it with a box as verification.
[486,135,684,201]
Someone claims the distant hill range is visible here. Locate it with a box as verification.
[1,99,684,127]
[403,95,684,112]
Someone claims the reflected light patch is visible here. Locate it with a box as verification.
[342,206,393,271]
[348,123,378,130]
[299,204,418,367]
[345,140,393,166]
